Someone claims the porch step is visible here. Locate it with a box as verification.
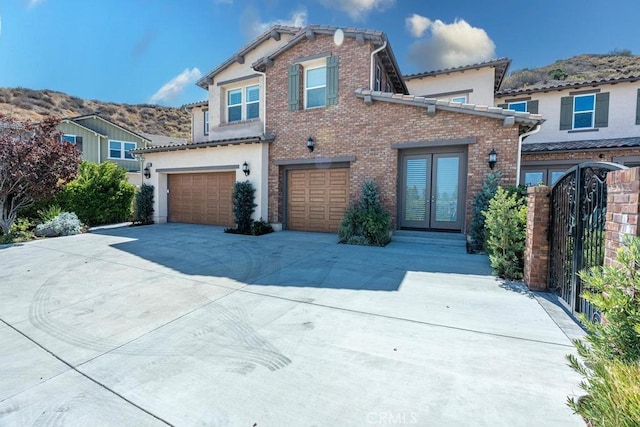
[391,230,467,249]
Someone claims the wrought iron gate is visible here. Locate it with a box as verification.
[548,162,625,320]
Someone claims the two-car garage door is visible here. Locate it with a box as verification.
[168,172,234,226]
[287,168,349,232]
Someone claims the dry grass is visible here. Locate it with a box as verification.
[0,87,190,139]
[502,53,640,90]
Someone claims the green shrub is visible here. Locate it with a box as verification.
[483,187,527,279]
[338,180,391,246]
[226,180,256,234]
[133,184,154,225]
[567,237,640,425]
[468,171,502,253]
[56,161,135,226]
[35,212,82,237]
[37,205,62,223]
[251,218,273,236]
[0,217,36,244]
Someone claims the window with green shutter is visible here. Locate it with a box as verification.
[288,56,339,110]
[288,64,300,111]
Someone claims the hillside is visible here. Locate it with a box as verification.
[0,87,191,139]
[501,51,640,91]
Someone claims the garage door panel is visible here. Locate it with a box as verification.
[287,168,349,233]
[169,172,235,226]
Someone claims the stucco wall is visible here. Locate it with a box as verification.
[265,34,520,232]
[497,81,640,144]
[141,142,269,224]
[405,67,496,106]
[191,34,295,143]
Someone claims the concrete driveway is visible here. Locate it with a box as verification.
[0,224,584,426]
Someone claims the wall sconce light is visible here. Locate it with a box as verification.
[307,137,314,153]
[143,162,152,179]
[242,161,250,176]
[488,149,497,170]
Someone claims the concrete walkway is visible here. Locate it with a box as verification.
[0,224,584,426]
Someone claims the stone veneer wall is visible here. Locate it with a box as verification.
[604,167,640,267]
[523,186,550,291]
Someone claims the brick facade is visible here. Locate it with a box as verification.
[265,34,521,232]
[604,167,640,266]
[523,186,550,291]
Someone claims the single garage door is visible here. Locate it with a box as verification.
[168,172,235,226]
[287,168,349,232]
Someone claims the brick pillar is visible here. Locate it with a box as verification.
[523,186,550,291]
[604,168,640,266]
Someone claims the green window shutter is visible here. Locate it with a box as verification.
[288,64,300,111]
[527,100,539,114]
[497,103,507,109]
[636,89,640,125]
[559,96,573,130]
[594,92,609,128]
[326,56,339,105]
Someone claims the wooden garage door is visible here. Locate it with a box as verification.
[287,168,349,232]
[168,172,234,226]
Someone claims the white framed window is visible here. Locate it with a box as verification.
[374,64,382,91]
[246,85,260,120]
[305,65,327,109]
[573,94,595,129]
[109,140,136,160]
[385,81,392,93]
[203,110,209,135]
[227,88,242,122]
[226,84,260,122]
[508,101,527,112]
[451,96,467,103]
[62,134,83,152]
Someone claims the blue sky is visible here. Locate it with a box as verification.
[1,0,639,107]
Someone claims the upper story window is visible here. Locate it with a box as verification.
[451,96,467,103]
[109,140,136,160]
[288,56,339,111]
[374,64,382,91]
[385,81,392,93]
[560,92,609,131]
[305,66,327,109]
[508,101,527,112]
[61,134,83,152]
[573,94,595,129]
[203,110,209,135]
[226,84,260,123]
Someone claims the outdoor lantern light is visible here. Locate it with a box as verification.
[143,162,152,179]
[488,149,497,169]
[307,137,315,152]
[242,161,250,176]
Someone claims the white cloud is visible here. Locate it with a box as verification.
[318,0,394,21]
[27,0,45,8]
[405,13,431,38]
[149,68,202,104]
[246,9,307,38]
[407,17,496,71]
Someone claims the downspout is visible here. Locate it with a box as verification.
[370,40,387,90]
[97,134,101,163]
[516,124,541,186]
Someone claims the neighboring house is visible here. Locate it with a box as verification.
[58,114,151,185]
[134,25,542,234]
[495,76,640,185]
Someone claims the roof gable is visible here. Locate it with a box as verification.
[196,25,300,89]
[69,114,151,142]
[252,25,409,94]
[496,74,640,97]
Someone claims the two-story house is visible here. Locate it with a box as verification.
[134,25,542,234]
[58,114,151,185]
[495,76,640,185]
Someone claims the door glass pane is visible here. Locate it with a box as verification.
[524,172,544,186]
[405,158,427,221]
[435,157,459,222]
